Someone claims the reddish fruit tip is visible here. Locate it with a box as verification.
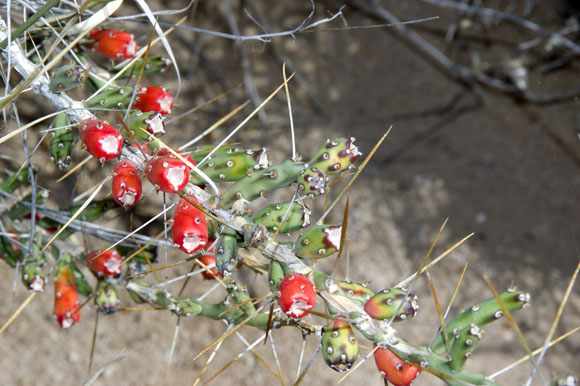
[89,29,137,60]
[79,119,123,162]
[173,196,208,254]
[135,86,173,115]
[277,273,316,319]
[373,344,421,386]
[86,249,122,277]
[112,160,142,207]
[199,241,222,280]
[54,267,80,328]
[145,156,190,193]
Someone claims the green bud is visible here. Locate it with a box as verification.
[310,137,362,175]
[254,201,311,233]
[49,65,89,93]
[363,287,419,322]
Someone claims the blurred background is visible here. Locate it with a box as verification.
[1,0,579,385]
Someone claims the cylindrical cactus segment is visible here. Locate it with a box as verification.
[112,56,170,79]
[126,110,165,141]
[215,226,238,276]
[85,85,133,110]
[189,145,240,162]
[49,64,89,93]
[253,201,311,233]
[219,160,306,209]
[363,288,419,322]
[190,148,269,184]
[294,224,341,259]
[228,283,256,315]
[321,319,359,373]
[309,137,362,175]
[430,289,531,354]
[268,260,286,292]
[95,280,120,314]
[449,323,484,371]
[49,112,73,169]
[296,166,327,197]
[337,280,374,306]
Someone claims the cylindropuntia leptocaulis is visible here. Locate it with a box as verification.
[0,11,555,384]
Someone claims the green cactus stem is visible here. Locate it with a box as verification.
[296,166,327,197]
[49,64,89,93]
[190,148,268,184]
[309,137,362,175]
[228,282,257,316]
[85,85,133,110]
[1,166,32,193]
[321,319,359,372]
[125,110,165,141]
[219,160,306,209]
[448,323,484,371]
[268,260,287,292]
[363,287,419,322]
[430,289,531,354]
[112,56,170,79]
[253,201,311,233]
[336,280,374,306]
[188,145,241,162]
[49,112,74,169]
[95,280,120,314]
[215,226,239,276]
[294,224,341,259]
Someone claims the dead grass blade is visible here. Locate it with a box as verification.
[0,292,37,335]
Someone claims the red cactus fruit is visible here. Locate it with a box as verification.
[79,119,123,163]
[199,241,221,280]
[277,273,316,319]
[145,155,190,193]
[89,29,137,60]
[134,86,173,115]
[53,266,80,328]
[155,148,196,172]
[373,344,421,386]
[112,160,142,207]
[173,195,208,254]
[86,249,122,277]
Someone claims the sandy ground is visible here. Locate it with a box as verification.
[1,1,579,385]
